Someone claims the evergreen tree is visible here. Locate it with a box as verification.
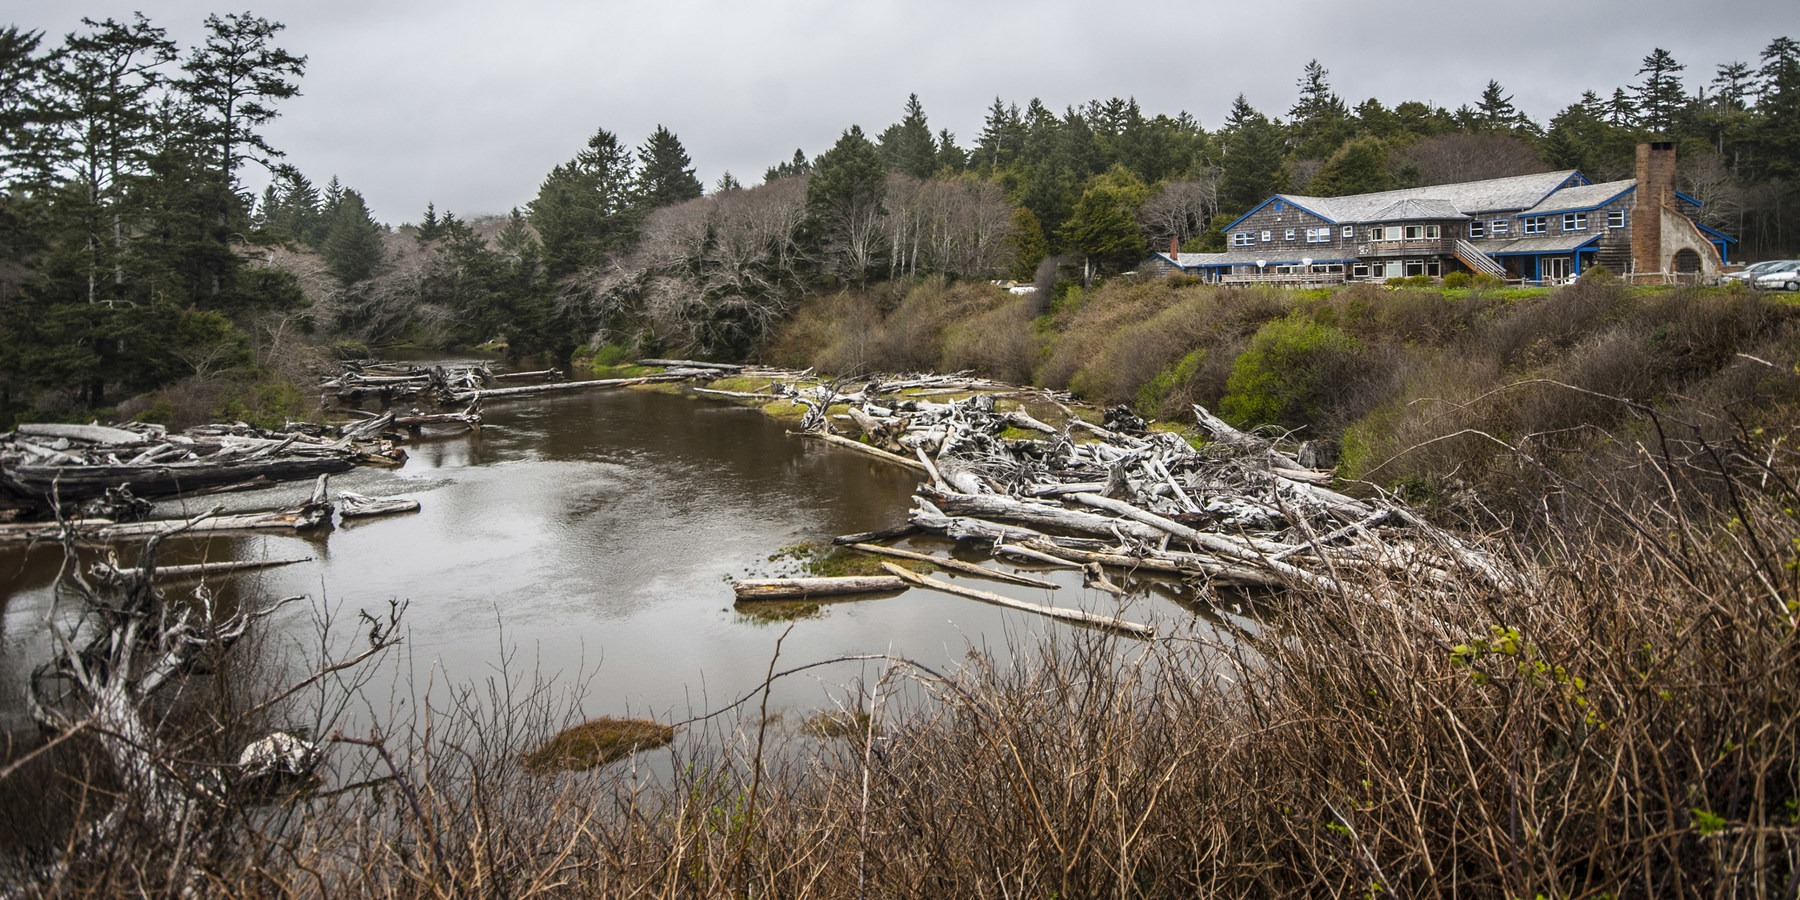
[1219,95,1285,215]
[975,97,1025,172]
[1753,36,1800,182]
[416,201,441,243]
[0,27,55,189]
[528,126,637,280]
[1474,80,1528,132]
[1634,47,1687,134]
[880,93,937,178]
[1307,136,1393,196]
[42,14,176,305]
[763,148,811,182]
[1288,59,1352,160]
[806,125,886,284]
[935,128,966,173]
[633,124,703,210]
[178,13,305,188]
[1060,166,1150,275]
[321,188,383,286]
[1604,88,1638,128]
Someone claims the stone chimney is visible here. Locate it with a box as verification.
[1631,141,1677,274]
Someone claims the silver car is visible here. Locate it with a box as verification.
[1723,259,1795,284]
[1753,261,1800,291]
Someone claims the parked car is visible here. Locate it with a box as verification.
[1722,259,1796,284]
[1753,261,1800,291]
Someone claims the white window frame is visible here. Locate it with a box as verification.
[1562,212,1588,231]
[1607,209,1626,228]
[1260,230,1272,243]
[1467,220,1485,238]
[1232,231,1254,248]
[1522,216,1547,235]
[1490,219,1510,236]
[1284,228,1296,241]
[1342,225,1354,238]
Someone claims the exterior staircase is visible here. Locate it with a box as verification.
[1595,235,1632,274]
[1454,239,1507,278]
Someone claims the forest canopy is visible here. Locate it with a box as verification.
[3,13,1798,425]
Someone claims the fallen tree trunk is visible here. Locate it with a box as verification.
[448,375,687,403]
[93,556,313,583]
[881,563,1153,638]
[733,576,907,601]
[845,542,1059,589]
[4,455,355,503]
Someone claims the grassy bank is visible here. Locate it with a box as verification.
[19,413,1795,896]
[760,275,1800,528]
[12,277,1800,895]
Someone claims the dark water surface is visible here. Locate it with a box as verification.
[2,380,1226,745]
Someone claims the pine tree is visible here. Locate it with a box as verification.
[806,125,886,283]
[716,171,742,192]
[763,148,811,182]
[1475,80,1526,132]
[975,97,1024,172]
[321,187,384,286]
[1288,60,1351,160]
[1634,47,1687,134]
[178,12,305,187]
[1308,136,1392,196]
[881,93,937,178]
[528,126,637,279]
[1219,95,1285,215]
[633,125,703,210]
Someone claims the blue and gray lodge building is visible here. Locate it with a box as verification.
[1147,143,1734,285]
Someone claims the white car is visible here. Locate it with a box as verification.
[1753,261,1800,291]
[1723,259,1795,284]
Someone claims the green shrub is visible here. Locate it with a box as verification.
[1219,317,1364,430]
[1441,271,1471,290]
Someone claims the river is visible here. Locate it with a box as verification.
[1,371,1239,758]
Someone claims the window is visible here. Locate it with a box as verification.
[1468,220,1485,238]
[1352,263,1371,279]
[1232,232,1254,248]
[1284,228,1296,241]
[1607,209,1626,228]
[1562,212,1588,231]
[1490,219,1509,236]
[1426,224,1440,239]
[1404,224,1424,240]
[1522,216,1547,235]
[1305,227,1331,243]
[1260,230,1272,242]
[1342,225,1354,237]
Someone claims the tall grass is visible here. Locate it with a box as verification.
[12,410,1796,897]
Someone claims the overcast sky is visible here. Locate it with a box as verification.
[11,0,1796,224]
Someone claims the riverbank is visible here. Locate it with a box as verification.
[8,337,1800,894]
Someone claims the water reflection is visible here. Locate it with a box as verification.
[2,383,1224,747]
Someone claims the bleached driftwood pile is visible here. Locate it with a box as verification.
[323,361,520,403]
[736,373,1518,609]
[0,420,407,511]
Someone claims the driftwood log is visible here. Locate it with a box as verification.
[733,576,907,601]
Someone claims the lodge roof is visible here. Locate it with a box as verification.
[1520,179,1635,216]
[1235,169,1587,230]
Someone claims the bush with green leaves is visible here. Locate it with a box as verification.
[1219,317,1363,431]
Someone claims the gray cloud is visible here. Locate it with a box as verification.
[12,0,1794,223]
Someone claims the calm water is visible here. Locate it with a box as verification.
[1,376,1230,748]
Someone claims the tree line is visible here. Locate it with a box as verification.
[3,13,1798,422]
